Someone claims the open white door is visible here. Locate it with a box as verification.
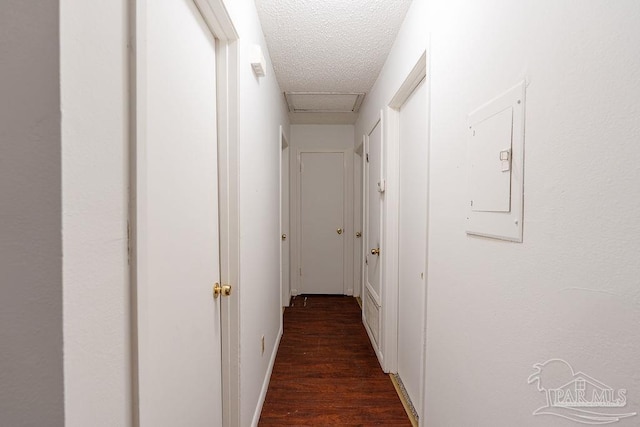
[134,0,223,425]
[363,118,384,353]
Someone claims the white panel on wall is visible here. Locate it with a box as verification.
[466,81,525,242]
[470,107,513,213]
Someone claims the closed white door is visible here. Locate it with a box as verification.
[397,78,428,413]
[299,152,345,294]
[281,143,290,306]
[354,152,364,298]
[136,0,223,425]
[363,120,384,347]
[365,121,383,301]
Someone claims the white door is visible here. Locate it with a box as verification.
[397,78,428,413]
[363,120,383,346]
[136,0,223,425]
[299,152,345,294]
[354,151,364,298]
[365,122,383,301]
[281,140,290,306]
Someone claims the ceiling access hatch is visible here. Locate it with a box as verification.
[284,92,366,113]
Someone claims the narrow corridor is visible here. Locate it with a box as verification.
[259,295,411,426]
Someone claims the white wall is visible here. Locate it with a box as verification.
[222,1,291,424]
[356,1,640,425]
[424,1,640,425]
[291,125,355,151]
[0,1,64,425]
[290,125,356,296]
[355,0,428,143]
[60,0,131,426]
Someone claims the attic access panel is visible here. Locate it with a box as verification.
[285,92,365,113]
[466,81,526,242]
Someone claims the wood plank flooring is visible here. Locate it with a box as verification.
[259,295,411,426]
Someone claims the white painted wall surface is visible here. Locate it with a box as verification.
[355,0,428,142]
[292,125,355,152]
[290,125,355,297]
[423,1,640,425]
[0,1,64,425]
[357,1,640,425]
[221,1,290,424]
[60,0,131,425]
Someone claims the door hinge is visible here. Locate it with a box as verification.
[366,153,369,163]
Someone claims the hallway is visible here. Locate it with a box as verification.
[3,0,640,426]
[259,296,411,426]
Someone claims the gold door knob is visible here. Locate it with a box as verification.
[221,284,232,296]
[213,283,232,299]
[281,233,287,240]
[371,248,380,256]
[337,228,343,235]
[356,232,362,238]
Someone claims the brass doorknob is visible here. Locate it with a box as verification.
[213,283,232,299]
[356,232,362,238]
[371,248,380,256]
[281,233,287,240]
[337,228,343,235]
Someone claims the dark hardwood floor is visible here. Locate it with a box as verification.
[259,295,411,426]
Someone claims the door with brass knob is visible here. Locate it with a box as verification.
[364,118,383,319]
[213,283,232,299]
[299,151,345,294]
[136,6,224,424]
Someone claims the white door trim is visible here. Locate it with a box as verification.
[383,50,429,424]
[291,148,354,296]
[129,1,241,425]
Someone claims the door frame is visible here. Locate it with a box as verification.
[129,1,241,425]
[291,148,354,296]
[384,51,429,423]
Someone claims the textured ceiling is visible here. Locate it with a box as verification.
[255,0,412,124]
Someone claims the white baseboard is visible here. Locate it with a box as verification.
[250,324,283,427]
